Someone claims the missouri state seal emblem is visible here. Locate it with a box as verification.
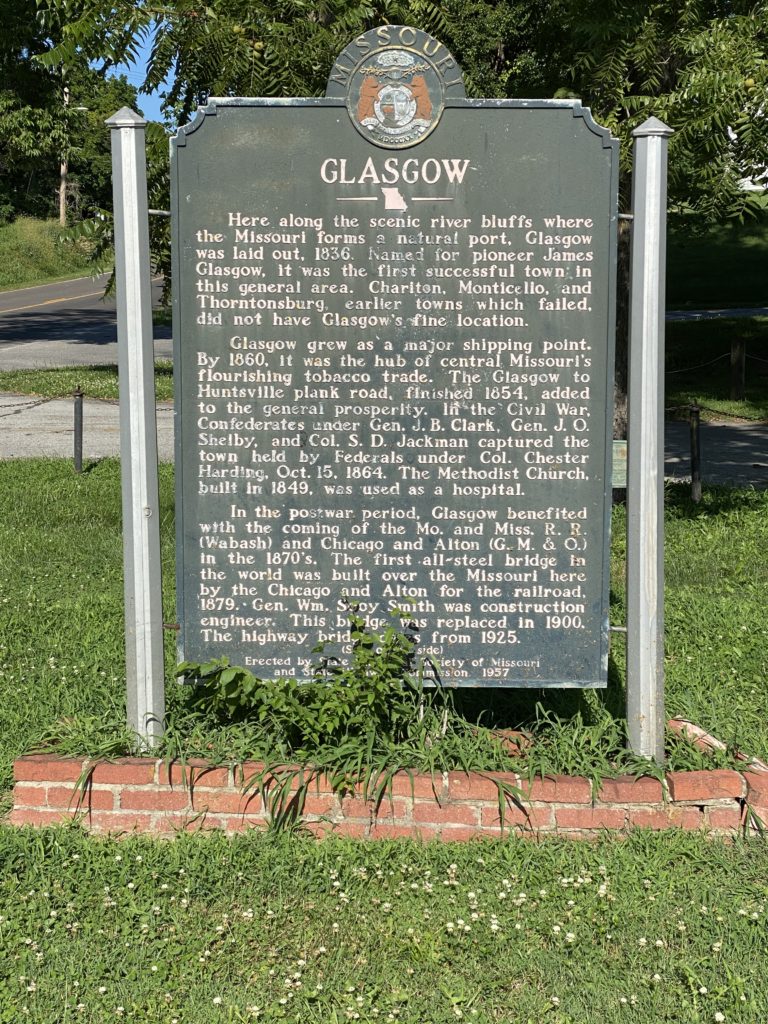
[346,46,445,149]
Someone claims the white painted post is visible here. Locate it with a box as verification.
[107,107,165,748]
[626,116,673,763]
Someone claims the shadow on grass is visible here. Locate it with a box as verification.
[665,482,768,519]
[452,651,627,733]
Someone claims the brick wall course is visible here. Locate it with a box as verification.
[10,755,758,841]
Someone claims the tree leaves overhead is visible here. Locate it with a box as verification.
[569,0,768,221]
[30,0,768,227]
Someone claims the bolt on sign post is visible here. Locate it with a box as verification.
[107,107,165,749]
[172,28,621,694]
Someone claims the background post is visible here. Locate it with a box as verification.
[626,116,673,763]
[107,107,165,748]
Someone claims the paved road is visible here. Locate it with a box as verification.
[0,275,172,370]
[665,418,768,489]
[0,393,176,462]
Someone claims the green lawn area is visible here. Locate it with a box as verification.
[1,825,767,1024]
[0,361,174,403]
[666,210,768,310]
[0,469,767,1023]
[666,316,768,421]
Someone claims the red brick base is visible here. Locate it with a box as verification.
[10,754,768,839]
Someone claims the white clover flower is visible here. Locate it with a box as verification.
[550,996,560,1006]
[714,1014,725,1023]
[212,996,223,1006]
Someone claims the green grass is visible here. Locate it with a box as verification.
[0,217,96,291]
[1,826,767,1023]
[666,316,768,421]
[0,461,766,800]
[0,362,174,403]
[667,210,768,309]
[1,465,767,1024]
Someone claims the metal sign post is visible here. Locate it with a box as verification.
[107,107,165,748]
[626,116,673,763]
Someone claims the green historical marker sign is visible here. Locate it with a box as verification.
[172,26,618,687]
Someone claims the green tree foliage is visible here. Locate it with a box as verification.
[37,0,767,226]
[65,69,139,218]
[438,0,571,99]
[38,1,449,123]
[37,0,570,118]
[569,0,768,222]
[0,0,141,222]
[0,0,67,220]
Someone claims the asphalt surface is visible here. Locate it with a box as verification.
[0,280,766,483]
[0,275,172,370]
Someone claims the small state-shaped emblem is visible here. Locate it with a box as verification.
[347,48,444,149]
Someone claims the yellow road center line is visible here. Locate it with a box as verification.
[0,276,163,316]
[0,288,108,315]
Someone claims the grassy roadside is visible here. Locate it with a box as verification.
[1,826,767,1024]
[0,361,174,402]
[0,217,97,291]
